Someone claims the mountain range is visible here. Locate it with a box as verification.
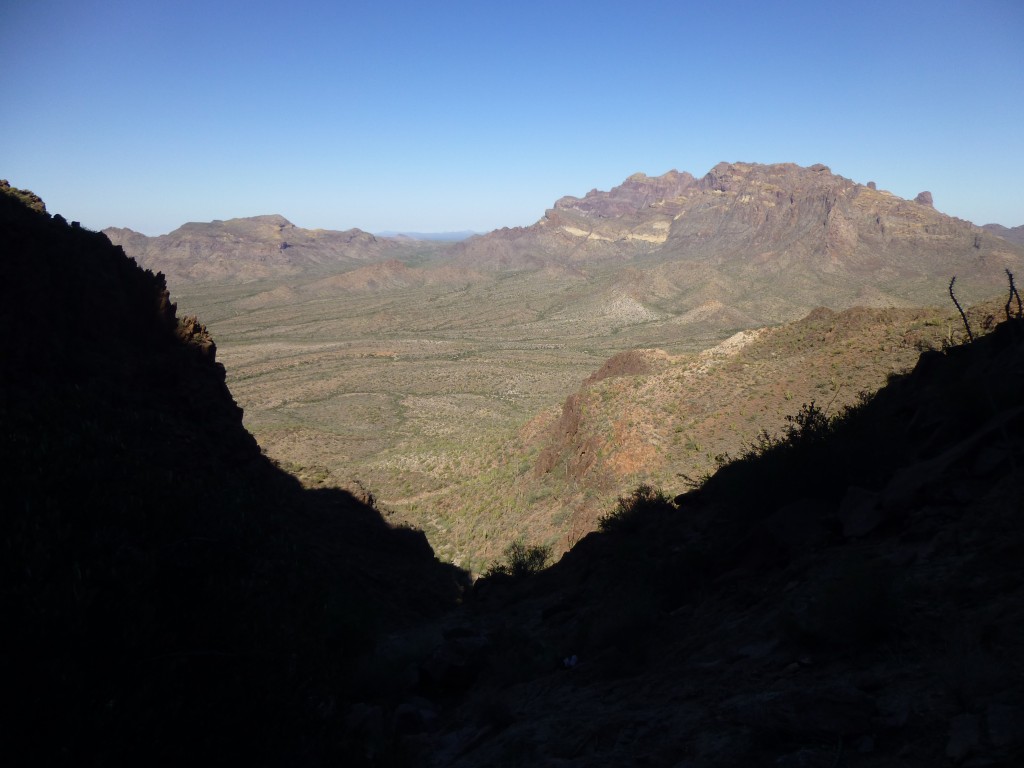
[104,215,441,284]
[376,230,479,242]
[982,223,1024,245]
[107,162,1024,321]
[108,164,1024,277]
[449,162,1021,311]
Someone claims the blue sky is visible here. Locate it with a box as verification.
[2,0,1022,234]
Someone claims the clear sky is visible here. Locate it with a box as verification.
[2,0,1022,235]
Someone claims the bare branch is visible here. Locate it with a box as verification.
[1006,269,1022,321]
[949,276,974,343]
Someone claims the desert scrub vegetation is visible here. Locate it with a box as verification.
[598,484,674,533]
[694,291,1013,523]
[483,539,552,578]
[688,396,874,518]
[712,398,839,468]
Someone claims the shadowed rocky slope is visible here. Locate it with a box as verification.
[406,317,1024,767]
[0,185,466,765]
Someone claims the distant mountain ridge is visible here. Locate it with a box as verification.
[983,222,1024,245]
[444,162,1024,323]
[104,163,1024,316]
[104,214,438,284]
[375,229,479,241]
[456,161,1018,273]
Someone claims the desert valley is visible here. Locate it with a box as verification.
[5,163,1024,766]
[106,162,1024,570]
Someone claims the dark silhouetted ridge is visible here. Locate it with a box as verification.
[0,184,466,766]
[421,316,1024,766]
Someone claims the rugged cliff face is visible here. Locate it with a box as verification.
[0,185,465,765]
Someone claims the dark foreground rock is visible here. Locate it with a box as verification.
[0,184,466,766]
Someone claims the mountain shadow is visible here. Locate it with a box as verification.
[0,183,467,766]
[415,314,1024,765]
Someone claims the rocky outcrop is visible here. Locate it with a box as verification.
[176,313,217,359]
[582,348,662,385]
[914,190,934,207]
[553,169,698,217]
[1,179,46,213]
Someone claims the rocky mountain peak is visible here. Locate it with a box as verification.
[697,161,848,194]
[453,161,1024,296]
[249,213,293,226]
[914,190,934,207]
[553,169,697,217]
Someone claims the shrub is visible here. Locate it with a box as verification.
[694,399,854,513]
[484,539,551,578]
[781,400,833,446]
[598,484,673,533]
